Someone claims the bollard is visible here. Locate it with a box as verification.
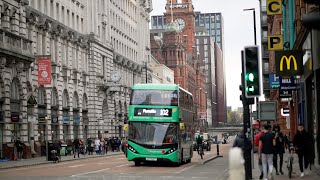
[217,143,220,156]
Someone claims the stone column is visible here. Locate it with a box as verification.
[19,6,27,36]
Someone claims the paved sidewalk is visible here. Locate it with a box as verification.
[252,151,320,180]
[0,151,123,169]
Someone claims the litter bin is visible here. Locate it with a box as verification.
[60,144,67,156]
[47,142,54,161]
[67,146,73,155]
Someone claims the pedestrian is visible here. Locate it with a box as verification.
[273,126,285,175]
[254,126,264,179]
[73,138,80,158]
[94,137,100,154]
[233,128,252,179]
[293,124,314,177]
[53,139,62,161]
[259,123,276,180]
[15,138,23,160]
[87,138,94,155]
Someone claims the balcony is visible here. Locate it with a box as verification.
[0,29,34,63]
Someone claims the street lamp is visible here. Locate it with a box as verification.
[243,8,257,45]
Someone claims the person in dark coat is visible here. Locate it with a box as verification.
[293,124,314,177]
[273,126,285,175]
[53,139,62,160]
[73,138,80,158]
[15,138,23,160]
[233,128,252,179]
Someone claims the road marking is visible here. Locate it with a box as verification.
[115,164,130,168]
[174,164,197,174]
[191,177,208,179]
[117,157,127,160]
[68,164,85,168]
[71,168,110,177]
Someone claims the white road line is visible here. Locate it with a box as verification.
[115,164,130,168]
[117,158,127,160]
[191,177,208,179]
[175,164,197,174]
[68,164,85,168]
[71,168,110,177]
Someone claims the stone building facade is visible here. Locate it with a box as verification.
[0,0,152,159]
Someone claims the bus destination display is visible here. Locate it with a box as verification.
[134,108,172,117]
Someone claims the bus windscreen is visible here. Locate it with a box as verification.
[130,90,178,106]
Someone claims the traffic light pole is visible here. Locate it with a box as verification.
[241,50,252,180]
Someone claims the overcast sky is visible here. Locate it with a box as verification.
[150,0,261,110]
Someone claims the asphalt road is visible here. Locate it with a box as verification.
[0,144,231,180]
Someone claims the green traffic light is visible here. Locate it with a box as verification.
[246,73,255,82]
[246,86,255,92]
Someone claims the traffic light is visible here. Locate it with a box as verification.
[244,46,261,98]
[239,84,254,105]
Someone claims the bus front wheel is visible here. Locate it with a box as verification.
[134,161,141,166]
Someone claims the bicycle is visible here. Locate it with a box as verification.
[197,143,204,159]
[287,143,295,179]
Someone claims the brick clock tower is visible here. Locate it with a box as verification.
[159,0,207,131]
[165,0,195,54]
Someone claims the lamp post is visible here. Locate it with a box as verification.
[243,8,257,45]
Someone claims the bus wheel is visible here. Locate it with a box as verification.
[134,161,141,166]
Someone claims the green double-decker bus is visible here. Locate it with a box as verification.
[127,84,195,166]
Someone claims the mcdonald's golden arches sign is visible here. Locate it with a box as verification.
[275,50,303,76]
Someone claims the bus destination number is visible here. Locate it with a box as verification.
[134,108,172,117]
[160,109,169,116]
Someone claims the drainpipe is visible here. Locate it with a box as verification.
[283,2,287,50]
[288,0,294,49]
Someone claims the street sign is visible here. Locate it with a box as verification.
[267,0,282,15]
[268,35,283,50]
[259,101,277,121]
[281,107,290,117]
[269,74,280,88]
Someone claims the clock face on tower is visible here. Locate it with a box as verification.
[174,18,186,30]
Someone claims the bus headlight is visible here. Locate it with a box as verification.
[127,145,139,154]
[165,148,176,154]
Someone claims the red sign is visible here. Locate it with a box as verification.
[38,57,52,85]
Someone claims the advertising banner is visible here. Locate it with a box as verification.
[38,56,52,85]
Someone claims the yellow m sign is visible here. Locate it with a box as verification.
[275,50,303,76]
[280,55,297,71]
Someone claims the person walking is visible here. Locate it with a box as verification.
[73,138,80,158]
[254,127,264,179]
[233,128,252,180]
[273,126,285,175]
[15,138,23,160]
[259,124,276,180]
[293,124,314,177]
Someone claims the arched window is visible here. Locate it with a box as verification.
[10,80,19,100]
[62,90,68,107]
[38,87,45,105]
[73,92,79,109]
[82,94,88,109]
[51,88,58,107]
